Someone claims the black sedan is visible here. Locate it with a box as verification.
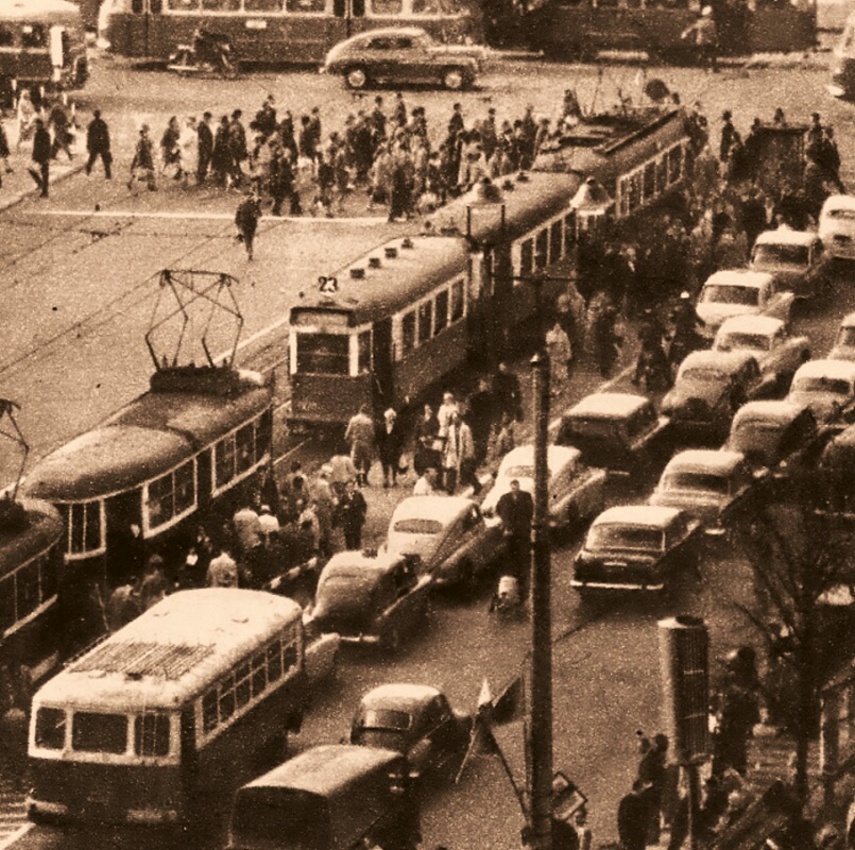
[350,683,472,780]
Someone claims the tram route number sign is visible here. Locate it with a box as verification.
[318,276,338,294]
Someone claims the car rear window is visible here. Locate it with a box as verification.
[664,472,730,495]
[828,208,855,221]
[587,524,664,552]
[718,332,770,352]
[754,244,809,267]
[359,709,412,730]
[792,377,852,395]
[701,285,759,306]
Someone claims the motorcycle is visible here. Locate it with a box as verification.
[167,32,239,78]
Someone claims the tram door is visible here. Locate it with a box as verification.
[372,318,394,415]
[333,0,365,40]
[124,0,155,59]
[104,489,144,586]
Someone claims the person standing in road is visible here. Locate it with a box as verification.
[128,124,156,191]
[28,117,51,198]
[496,478,533,590]
[197,111,214,183]
[345,404,376,487]
[617,781,650,850]
[336,478,367,550]
[376,408,404,488]
[493,361,523,423]
[48,99,74,161]
[85,109,111,179]
[235,189,262,260]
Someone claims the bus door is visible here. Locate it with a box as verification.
[372,318,394,414]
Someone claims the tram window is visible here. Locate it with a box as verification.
[0,576,14,632]
[628,173,642,211]
[564,213,576,251]
[257,411,272,457]
[40,552,59,601]
[413,0,441,12]
[550,221,563,261]
[15,561,40,621]
[296,333,349,375]
[134,713,170,757]
[21,24,46,48]
[451,280,464,322]
[536,229,548,267]
[520,239,534,279]
[402,311,416,354]
[283,641,298,672]
[66,502,102,555]
[148,461,196,529]
[245,0,281,9]
[618,178,630,217]
[434,290,449,335]
[35,707,66,750]
[131,0,143,11]
[236,424,255,474]
[235,662,252,708]
[72,712,128,754]
[643,162,656,201]
[668,146,682,183]
[418,301,432,343]
[166,0,200,9]
[369,0,403,13]
[0,24,15,47]
[202,0,240,10]
[216,438,237,489]
[655,157,667,193]
[175,461,195,511]
[358,330,372,373]
[285,0,326,12]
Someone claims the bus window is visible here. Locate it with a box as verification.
[0,24,15,47]
[21,24,46,48]
[285,0,326,12]
[434,290,449,335]
[296,333,349,374]
[266,640,283,680]
[72,712,128,754]
[235,662,252,709]
[369,0,403,13]
[418,301,432,343]
[35,707,66,750]
[402,311,416,354]
[202,691,218,733]
[134,713,170,757]
[451,280,464,322]
[219,674,236,721]
[358,330,371,373]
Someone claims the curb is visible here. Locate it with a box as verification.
[0,161,87,214]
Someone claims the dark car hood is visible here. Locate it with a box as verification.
[666,382,727,411]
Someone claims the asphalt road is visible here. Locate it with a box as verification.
[2,53,855,850]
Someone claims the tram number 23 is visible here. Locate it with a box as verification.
[318,276,338,293]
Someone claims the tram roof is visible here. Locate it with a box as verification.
[23,382,272,502]
[293,236,471,325]
[0,0,79,19]
[35,589,303,709]
[0,497,62,575]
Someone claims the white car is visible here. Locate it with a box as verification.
[696,270,794,340]
[480,444,606,531]
[749,229,828,299]
[819,194,855,261]
[713,315,810,393]
[787,359,855,424]
[828,312,855,362]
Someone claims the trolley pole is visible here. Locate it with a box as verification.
[529,349,553,850]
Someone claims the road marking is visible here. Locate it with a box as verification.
[0,821,31,850]
[28,210,389,225]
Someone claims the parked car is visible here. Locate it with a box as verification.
[572,505,702,594]
[648,449,758,534]
[828,312,855,362]
[660,350,771,442]
[555,392,671,482]
[308,550,431,650]
[819,194,855,262]
[696,270,794,340]
[385,496,504,589]
[350,684,472,781]
[723,400,826,481]
[321,27,483,91]
[480,444,606,532]
[750,229,829,299]
[786,359,855,425]
[713,315,810,395]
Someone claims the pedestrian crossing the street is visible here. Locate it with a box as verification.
[0,779,29,850]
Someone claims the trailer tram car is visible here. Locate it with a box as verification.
[27,589,306,828]
[288,106,693,430]
[21,364,273,646]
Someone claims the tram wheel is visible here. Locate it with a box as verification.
[345,66,368,89]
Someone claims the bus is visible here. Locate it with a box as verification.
[0,0,88,102]
[522,0,817,61]
[27,588,306,827]
[98,0,482,64]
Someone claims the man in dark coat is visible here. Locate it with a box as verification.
[269,147,298,217]
[617,781,650,850]
[29,118,51,198]
[467,377,496,465]
[376,408,404,488]
[496,479,533,589]
[197,111,213,183]
[493,361,523,422]
[85,109,111,178]
[719,110,736,164]
[336,478,367,550]
[235,190,262,260]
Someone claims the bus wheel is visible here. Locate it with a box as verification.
[344,67,368,89]
[442,67,465,91]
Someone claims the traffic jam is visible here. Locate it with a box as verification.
[1,0,855,845]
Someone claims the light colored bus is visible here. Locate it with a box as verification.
[27,588,306,827]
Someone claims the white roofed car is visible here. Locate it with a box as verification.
[819,195,855,261]
[696,270,794,340]
[750,229,828,300]
[787,359,855,425]
[384,496,504,589]
[713,315,810,394]
[321,27,483,91]
[828,312,855,363]
[648,449,760,535]
[480,444,606,532]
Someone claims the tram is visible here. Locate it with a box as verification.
[288,105,695,429]
[98,0,481,64]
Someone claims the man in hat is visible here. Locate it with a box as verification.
[29,117,51,198]
[129,123,156,191]
[376,408,404,488]
[719,110,736,162]
[235,188,262,260]
[197,111,214,183]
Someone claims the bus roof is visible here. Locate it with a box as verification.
[0,0,79,19]
[0,497,62,575]
[34,589,302,709]
[23,382,271,502]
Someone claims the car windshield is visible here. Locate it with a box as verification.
[358,709,413,730]
[718,332,771,352]
[504,465,535,479]
[565,418,621,440]
[679,367,728,384]
[663,472,730,495]
[829,208,855,221]
[731,422,781,452]
[393,518,442,534]
[754,244,809,267]
[792,377,852,396]
[836,327,855,347]
[588,524,664,552]
[701,285,759,306]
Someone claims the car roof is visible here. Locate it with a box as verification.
[591,505,682,528]
[334,25,427,47]
[390,495,476,525]
[663,449,746,474]
[717,315,785,337]
[703,269,775,289]
[839,312,855,329]
[822,194,855,213]
[793,358,855,381]
[498,444,580,472]
[753,229,818,247]
[322,549,407,576]
[679,349,756,372]
[732,399,809,426]
[565,392,650,419]
[359,683,441,712]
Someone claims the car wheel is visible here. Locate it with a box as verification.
[442,67,465,91]
[344,67,368,90]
